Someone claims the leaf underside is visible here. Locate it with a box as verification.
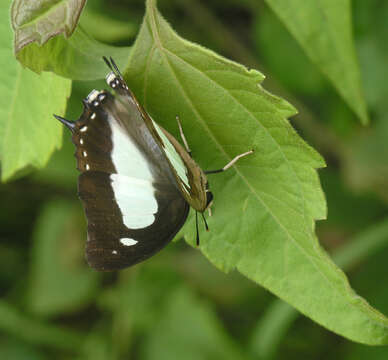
[11,0,86,52]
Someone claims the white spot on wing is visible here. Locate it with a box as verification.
[110,117,153,181]
[85,164,90,170]
[80,126,87,132]
[90,113,96,120]
[80,138,84,145]
[83,151,87,157]
[112,250,118,255]
[110,174,157,229]
[108,114,157,230]
[120,238,138,246]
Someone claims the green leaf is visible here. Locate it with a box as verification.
[11,0,86,52]
[253,8,327,96]
[141,287,247,360]
[28,200,99,317]
[16,26,131,81]
[11,0,131,80]
[355,1,388,115]
[124,0,388,344]
[264,0,369,124]
[0,0,71,181]
[250,216,388,359]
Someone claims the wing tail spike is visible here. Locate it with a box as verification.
[54,114,75,133]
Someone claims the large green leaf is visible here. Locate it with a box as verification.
[123,0,388,344]
[264,0,369,124]
[11,0,130,80]
[0,0,71,181]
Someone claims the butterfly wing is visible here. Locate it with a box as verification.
[72,87,189,271]
[106,69,208,212]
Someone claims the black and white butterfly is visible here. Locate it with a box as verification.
[54,57,253,271]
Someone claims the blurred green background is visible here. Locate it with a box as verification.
[1,0,388,359]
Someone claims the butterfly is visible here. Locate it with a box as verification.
[54,57,253,271]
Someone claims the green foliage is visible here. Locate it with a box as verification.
[264,0,369,124]
[79,2,137,44]
[1,0,388,358]
[15,27,131,81]
[251,216,388,359]
[0,0,71,181]
[28,200,99,317]
[141,287,247,360]
[11,0,130,79]
[343,118,388,202]
[11,0,86,52]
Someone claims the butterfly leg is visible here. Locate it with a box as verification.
[195,211,200,246]
[176,116,192,157]
[201,212,209,231]
[205,150,254,174]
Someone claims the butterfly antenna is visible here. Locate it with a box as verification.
[102,56,114,71]
[103,56,124,81]
[195,211,200,246]
[201,212,209,231]
[109,56,125,81]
